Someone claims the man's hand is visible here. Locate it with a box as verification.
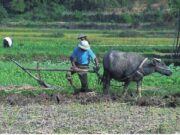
[93,64,100,72]
[71,66,79,71]
[94,58,100,71]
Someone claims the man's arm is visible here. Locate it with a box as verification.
[70,48,79,71]
[88,49,99,67]
[94,57,99,67]
[70,56,79,71]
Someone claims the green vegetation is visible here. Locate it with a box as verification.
[0,27,179,97]
[0,0,179,27]
[0,27,174,61]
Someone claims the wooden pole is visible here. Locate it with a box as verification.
[23,68,95,73]
[11,60,95,73]
[11,59,65,89]
[11,59,95,73]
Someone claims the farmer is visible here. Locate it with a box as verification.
[66,34,99,93]
[77,33,90,43]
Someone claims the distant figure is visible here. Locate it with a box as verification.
[66,34,99,93]
[3,37,13,48]
[77,33,90,44]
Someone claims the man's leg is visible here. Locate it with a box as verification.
[78,72,88,92]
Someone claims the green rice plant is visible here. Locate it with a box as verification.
[0,27,179,97]
[0,60,179,97]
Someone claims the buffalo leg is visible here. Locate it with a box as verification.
[102,72,111,95]
[136,80,142,97]
[122,81,130,97]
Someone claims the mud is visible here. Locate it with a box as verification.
[0,85,37,91]
[0,91,179,107]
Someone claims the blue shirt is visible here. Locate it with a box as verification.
[71,47,96,65]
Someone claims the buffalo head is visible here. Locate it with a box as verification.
[151,58,172,76]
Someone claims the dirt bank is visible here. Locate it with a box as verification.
[0,91,179,107]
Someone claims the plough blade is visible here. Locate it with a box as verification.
[11,59,64,89]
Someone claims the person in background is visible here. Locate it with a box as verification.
[66,34,99,93]
[77,33,90,44]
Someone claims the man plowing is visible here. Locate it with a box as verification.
[66,34,99,93]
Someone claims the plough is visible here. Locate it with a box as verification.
[11,59,101,90]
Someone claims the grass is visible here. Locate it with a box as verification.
[0,26,179,97]
[0,60,179,97]
[0,103,179,133]
[0,27,180,95]
[0,27,174,61]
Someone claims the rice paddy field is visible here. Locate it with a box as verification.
[0,26,179,133]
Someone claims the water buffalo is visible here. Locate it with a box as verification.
[102,51,172,97]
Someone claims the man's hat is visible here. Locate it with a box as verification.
[78,40,90,50]
[77,33,87,39]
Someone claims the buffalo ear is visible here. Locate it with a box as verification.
[150,59,156,66]
[153,58,161,62]
[151,58,161,66]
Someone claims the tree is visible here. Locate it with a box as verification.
[0,5,8,22]
[9,0,26,13]
[169,0,180,9]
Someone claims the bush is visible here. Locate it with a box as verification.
[121,13,133,23]
[51,4,67,20]
[74,11,83,21]
[9,0,26,13]
[31,7,50,21]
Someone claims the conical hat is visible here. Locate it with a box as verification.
[77,33,87,39]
